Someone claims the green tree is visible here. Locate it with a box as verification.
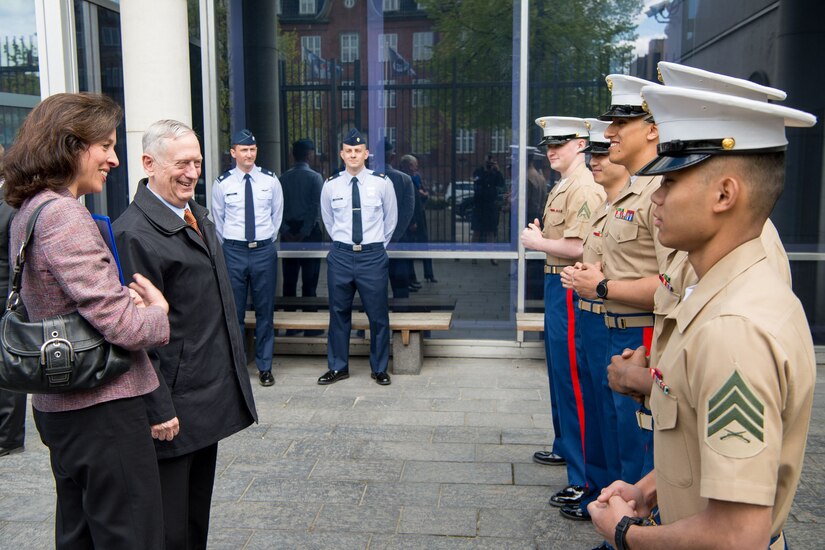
[417,0,641,128]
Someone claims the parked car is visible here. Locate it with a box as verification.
[443,180,475,203]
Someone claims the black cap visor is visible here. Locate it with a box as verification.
[637,153,712,176]
[598,104,647,121]
[538,134,578,146]
[583,141,610,155]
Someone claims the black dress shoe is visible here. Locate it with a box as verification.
[318,370,349,385]
[408,285,419,292]
[559,504,591,521]
[533,450,566,466]
[425,277,438,283]
[549,485,585,507]
[259,370,275,387]
[0,445,24,458]
[409,281,422,289]
[371,371,391,385]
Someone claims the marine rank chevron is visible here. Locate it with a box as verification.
[705,370,767,458]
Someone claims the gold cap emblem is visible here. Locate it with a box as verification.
[356,137,361,143]
[657,67,663,83]
[606,77,613,92]
[641,100,650,114]
[722,137,735,150]
[539,119,546,128]
[585,121,591,130]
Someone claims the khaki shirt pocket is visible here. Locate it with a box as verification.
[652,389,693,488]
[544,211,565,227]
[608,220,639,244]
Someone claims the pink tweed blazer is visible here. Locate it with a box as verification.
[9,188,170,412]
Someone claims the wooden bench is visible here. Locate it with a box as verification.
[516,312,545,332]
[274,296,457,312]
[244,310,453,374]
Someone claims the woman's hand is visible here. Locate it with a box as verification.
[128,273,169,314]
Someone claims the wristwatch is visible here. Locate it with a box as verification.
[615,515,646,550]
[596,278,610,299]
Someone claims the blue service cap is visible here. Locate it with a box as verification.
[343,128,365,147]
[231,129,256,146]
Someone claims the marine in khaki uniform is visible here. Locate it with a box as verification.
[571,75,673,491]
[520,116,605,511]
[589,82,817,550]
[559,118,631,522]
[607,63,795,404]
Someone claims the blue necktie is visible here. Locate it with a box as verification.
[244,173,255,242]
[351,177,362,245]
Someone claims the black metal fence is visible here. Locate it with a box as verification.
[279,56,616,245]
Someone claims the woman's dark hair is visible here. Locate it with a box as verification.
[2,93,122,207]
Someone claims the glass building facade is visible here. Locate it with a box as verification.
[2,0,825,346]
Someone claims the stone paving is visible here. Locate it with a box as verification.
[1,356,823,549]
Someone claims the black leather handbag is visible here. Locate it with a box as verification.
[0,199,132,393]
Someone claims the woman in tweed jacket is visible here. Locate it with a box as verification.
[2,93,171,549]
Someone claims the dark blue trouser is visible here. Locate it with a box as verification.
[576,304,611,506]
[282,257,321,297]
[544,273,586,487]
[604,325,654,483]
[327,243,390,373]
[223,240,277,373]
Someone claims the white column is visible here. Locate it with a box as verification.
[34,0,78,97]
[120,0,192,199]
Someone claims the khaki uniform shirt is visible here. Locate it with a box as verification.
[580,199,611,311]
[601,175,674,315]
[650,239,815,537]
[651,219,791,366]
[541,162,605,266]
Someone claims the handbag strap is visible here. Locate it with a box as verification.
[6,198,58,309]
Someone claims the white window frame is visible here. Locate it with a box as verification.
[383,0,399,12]
[340,32,359,63]
[412,32,433,61]
[377,33,397,63]
[412,78,429,108]
[341,80,356,110]
[379,79,396,109]
[491,128,508,154]
[456,129,476,154]
[299,0,316,15]
[301,35,321,59]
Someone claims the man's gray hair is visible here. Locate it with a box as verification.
[143,119,196,159]
[399,154,417,170]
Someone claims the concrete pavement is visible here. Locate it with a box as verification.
[1,356,823,549]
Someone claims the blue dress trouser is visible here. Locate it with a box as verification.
[327,244,390,373]
[223,240,277,373]
[575,304,611,506]
[543,273,586,487]
[603,325,654,483]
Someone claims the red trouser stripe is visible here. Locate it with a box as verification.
[566,289,587,467]
[643,326,653,357]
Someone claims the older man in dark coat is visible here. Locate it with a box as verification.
[114,120,257,550]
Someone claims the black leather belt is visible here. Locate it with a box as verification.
[224,239,272,249]
[333,241,384,252]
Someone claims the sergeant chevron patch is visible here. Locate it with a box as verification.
[705,370,766,458]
